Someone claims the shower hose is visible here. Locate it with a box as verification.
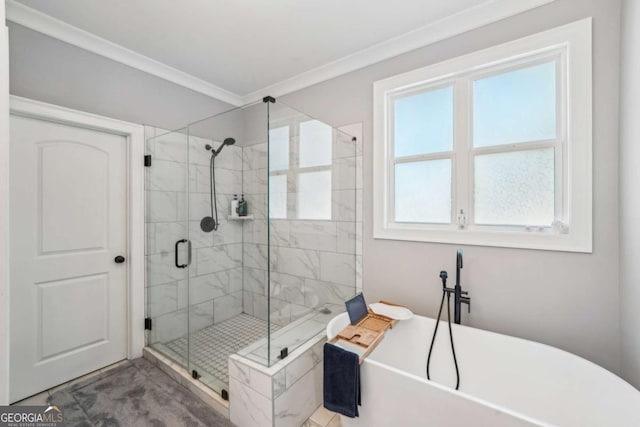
[426,288,461,390]
[209,153,219,231]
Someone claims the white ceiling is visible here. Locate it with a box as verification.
[9,0,554,104]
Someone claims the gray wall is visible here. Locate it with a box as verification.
[7,22,232,130]
[619,0,640,389]
[282,0,623,373]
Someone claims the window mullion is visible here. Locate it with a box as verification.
[454,78,471,228]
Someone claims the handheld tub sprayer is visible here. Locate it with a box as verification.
[426,270,461,390]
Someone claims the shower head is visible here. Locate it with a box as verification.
[211,137,236,156]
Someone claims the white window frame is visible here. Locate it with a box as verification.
[373,19,592,253]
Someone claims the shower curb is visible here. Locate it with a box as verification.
[143,347,230,419]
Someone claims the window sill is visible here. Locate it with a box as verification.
[373,225,592,253]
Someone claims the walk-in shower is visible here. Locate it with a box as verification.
[144,98,359,398]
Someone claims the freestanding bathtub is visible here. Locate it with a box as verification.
[327,312,640,426]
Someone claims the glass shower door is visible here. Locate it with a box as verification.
[145,128,191,369]
[184,108,254,396]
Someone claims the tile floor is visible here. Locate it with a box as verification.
[304,406,343,427]
[45,358,231,426]
[14,354,342,427]
[161,313,279,390]
[155,306,344,391]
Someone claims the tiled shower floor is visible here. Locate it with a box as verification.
[159,314,279,390]
[153,306,342,393]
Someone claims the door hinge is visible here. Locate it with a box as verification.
[145,317,152,330]
[144,155,152,167]
[221,389,229,400]
[280,347,289,360]
[192,370,200,379]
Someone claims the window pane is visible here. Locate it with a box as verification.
[394,86,453,157]
[298,171,331,220]
[474,148,554,226]
[473,61,557,147]
[395,159,451,223]
[300,120,332,168]
[269,174,287,219]
[269,126,289,171]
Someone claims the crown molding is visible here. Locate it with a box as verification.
[6,0,556,107]
[241,0,557,104]
[5,0,244,106]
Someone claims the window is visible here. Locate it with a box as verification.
[472,60,558,227]
[299,120,332,167]
[268,126,289,219]
[268,120,333,220]
[269,174,287,219]
[373,19,592,252]
[269,126,290,171]
[298,170,332,219]
[297,120,332,219]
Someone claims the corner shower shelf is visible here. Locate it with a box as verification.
[228,215,254,221]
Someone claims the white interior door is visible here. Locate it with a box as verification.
[9,114,128,402]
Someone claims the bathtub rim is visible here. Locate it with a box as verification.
[329,311,639,426]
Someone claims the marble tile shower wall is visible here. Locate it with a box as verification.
[241,129,363,328]
[229,335,326,427]
[145,126,245,344]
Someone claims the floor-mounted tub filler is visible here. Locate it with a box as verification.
[327,312,640,427]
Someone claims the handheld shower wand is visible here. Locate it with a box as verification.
[200,138,236,232]
[426,256,463,390]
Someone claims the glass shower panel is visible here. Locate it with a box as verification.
[145,128,190,369]
[186,103,270,390]
[265,102,357,365]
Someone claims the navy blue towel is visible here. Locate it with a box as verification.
[323,343,361,418]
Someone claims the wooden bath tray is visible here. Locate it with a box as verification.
[330,304,398,364]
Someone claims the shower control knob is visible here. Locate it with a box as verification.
[114,255,126,264]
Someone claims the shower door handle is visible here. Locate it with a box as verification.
[187,240,192,267]
[175,239,188,268]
